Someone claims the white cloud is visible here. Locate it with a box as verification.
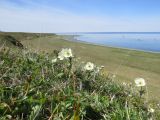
[0,0,160,32]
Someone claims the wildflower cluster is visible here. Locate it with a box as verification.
[0,47,159,120]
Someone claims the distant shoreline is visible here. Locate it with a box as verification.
[61,34,160,54]
[57,32,160,34]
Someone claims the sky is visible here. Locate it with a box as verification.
[0,0,160,33]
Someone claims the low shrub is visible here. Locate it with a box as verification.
[0,47,159,120]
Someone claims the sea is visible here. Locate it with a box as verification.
[59,32,160,53]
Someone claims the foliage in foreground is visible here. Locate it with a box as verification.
[0,47,159,120]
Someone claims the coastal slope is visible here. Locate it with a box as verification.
[0,32,160,99]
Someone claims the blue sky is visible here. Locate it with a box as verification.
[0,0,160,32]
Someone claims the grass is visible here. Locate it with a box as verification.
[0,47,159,120]
[0,32,160,100]
[0,32,55,41]
[22,34,160,100]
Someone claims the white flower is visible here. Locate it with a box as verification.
[51,58,57,63]
[95,67,100,73]
[112,74,116,78]
[58,48,73,60]
[122,82,127,86]
[84,62,94,71]
[128,94,132,97]
[134,78,146,87]
[61,48,73,58]
[58,54,64,60]
[148,107,155,113]
[101,65,105,68]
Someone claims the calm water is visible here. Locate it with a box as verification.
[71,32,160,52]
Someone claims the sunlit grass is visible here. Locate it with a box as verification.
[0,47,159,120]
[21,34,160,100]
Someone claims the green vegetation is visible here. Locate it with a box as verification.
[0,32,55,41]
[0,32,55,49]
[0,32,160,100]
[22,33,160,100]
[0,47,159,120]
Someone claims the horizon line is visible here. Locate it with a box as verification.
[1,31,160,34]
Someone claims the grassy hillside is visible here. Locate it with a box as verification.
[0,32,55,49]
[22,34,160,100]
[0,48,159,119]
[0,32,160,100]
[0,32,55,41]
